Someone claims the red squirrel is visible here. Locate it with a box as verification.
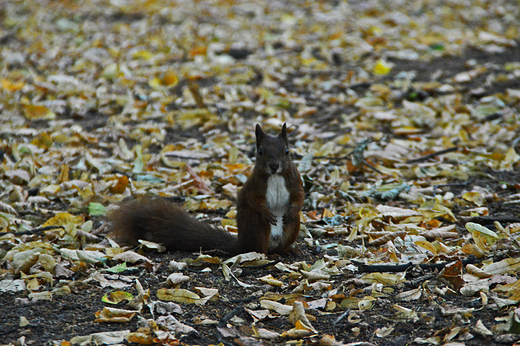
[109,123,304,255]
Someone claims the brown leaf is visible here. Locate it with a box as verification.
[438,260,464,291]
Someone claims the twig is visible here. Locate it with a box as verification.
[228,296,256,304]
[352,255,479,273]
[458,215,520,224]
[164,153,227,161]
[241,259,281,271]
[405,273,436,287]
[406,147,458,164]
[187,80,206,108]
[0,328,17,336]
[313,154,352,162]
[218,306,245,328]
[314,137,386,174]
[312,155,382,173]
[0,225,65,236]
[333,309,351,325]
[362,159,383,174]
[432,180,472,196]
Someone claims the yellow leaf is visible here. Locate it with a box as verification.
[393,126,423,136]
[360,272,406,286]
[126,332,154,344]
[463,191,485,206]
[189,46,207,57]
[94,307,136,323]
[193,254,221,265]
[340,297,361,309]
[53,285,71,296]
[290,301,317,333]
[373,59,392,75]
[466,222,498,251]
[148,77,163,90]
[358,296,376,310]
[501,147,520,170]
[294,319,314,332]
[156,288,202,305]
[161,70,179,87]
[42,212,83,228]
[322,208,334,218]
[494,280,520,301]
[101,63,119,80]
[280,327,314,338]
[461,243,486,257]
[38,254,56,273]
[414,240,438,255]
[23,104,56,120]
[102,291,134,305]
[281,319,317,338]
[258,274,284,287]
[40,184,61,196]
[26,277,41,291]
[132,50,153,60]
[1,78,25,92]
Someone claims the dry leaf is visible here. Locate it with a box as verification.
[260,300,293,316]
[95,307,137,323]
[395,288,423,301]
[166,273,190,286]
[482,258,520,275]
[438,260,464,291]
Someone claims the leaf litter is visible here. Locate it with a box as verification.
[1,0,520,345]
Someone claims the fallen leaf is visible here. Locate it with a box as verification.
[438,260,464,291]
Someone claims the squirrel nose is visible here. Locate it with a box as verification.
[269,163,280,172]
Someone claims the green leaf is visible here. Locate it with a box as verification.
[102,291,134,305]
[88,203,107,216]
[102,262,130,273]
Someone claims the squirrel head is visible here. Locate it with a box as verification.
[255,123,292,175]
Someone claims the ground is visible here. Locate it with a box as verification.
[1,1,520,345]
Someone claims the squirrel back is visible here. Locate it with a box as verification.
[109,123,304,255]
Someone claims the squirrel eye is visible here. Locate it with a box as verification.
[258,148,263,156]
[285,148,289,155]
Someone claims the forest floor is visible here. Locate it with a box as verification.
[1,1,520,345]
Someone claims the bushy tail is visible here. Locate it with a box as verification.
[109,198,238,254]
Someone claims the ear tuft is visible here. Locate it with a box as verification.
[255,124,265,141]
[279,123,287,139]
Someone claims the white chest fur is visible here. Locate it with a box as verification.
[266,175,290,249]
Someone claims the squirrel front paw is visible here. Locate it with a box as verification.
[264,209,277,225]
[282,208,298,225]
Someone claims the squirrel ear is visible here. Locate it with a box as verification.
[255,124,265,141]
[279,123,287,139]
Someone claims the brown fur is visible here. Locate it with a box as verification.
[236,125,304,254]
[110,198,238,253]
[109,124,304,255]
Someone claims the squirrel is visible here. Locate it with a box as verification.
[109,123,304,255]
